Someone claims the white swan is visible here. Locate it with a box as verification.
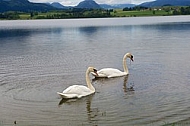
[91,53,133,78]
[57,67,98,99]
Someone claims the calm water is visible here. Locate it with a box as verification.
[0,16,190,126]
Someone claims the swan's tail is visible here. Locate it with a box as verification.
[57,92,78,99]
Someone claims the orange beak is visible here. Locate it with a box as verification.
[93,69,99,76]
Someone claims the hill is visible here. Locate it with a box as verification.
[0,0,56,12]
[75,0,101,9]
[50,2,68,9]
[140,0,190,7]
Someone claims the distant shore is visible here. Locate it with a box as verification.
[1,6,190,20]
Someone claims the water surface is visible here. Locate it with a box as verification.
[0,16,190,126]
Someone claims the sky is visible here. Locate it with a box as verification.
[28,0,154,6]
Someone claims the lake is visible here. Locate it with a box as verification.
[0,16,190,126]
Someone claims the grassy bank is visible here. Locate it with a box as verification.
[111,9,173,17]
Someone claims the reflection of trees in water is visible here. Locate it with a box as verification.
[0,28,63,40]
[79,27,98,35]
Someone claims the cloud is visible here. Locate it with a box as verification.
[29,0,154,6]
[131,0,153,4]
[60,0,78,6]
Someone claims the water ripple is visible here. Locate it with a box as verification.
[1,17,190,125]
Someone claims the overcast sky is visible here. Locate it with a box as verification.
[29,0,154,6]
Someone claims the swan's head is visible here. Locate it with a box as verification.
[88,67,98,76]
[125,53,134,61]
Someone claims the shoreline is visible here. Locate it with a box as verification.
[0,15,190,29]
[1,6,190,20]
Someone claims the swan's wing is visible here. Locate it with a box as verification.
[58,85,93,99]
[98,68,117,77]
[91,69,114,77]
[62,85,91,94]
[97,68,125,78]
[57,92,79,99]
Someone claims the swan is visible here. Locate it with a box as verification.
[91,53,133,78]
[57,67,98,99]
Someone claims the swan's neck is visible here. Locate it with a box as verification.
[123,56,128,74]
[86,69,95,92]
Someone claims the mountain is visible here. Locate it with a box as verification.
[75,0,101,9]
[111,4,136,8]
[50,2,68,9]
[99,4,114,9]
[2,0,189,13]
[100,3,136,9]
[140,0,190,7]
[0,0,56,12]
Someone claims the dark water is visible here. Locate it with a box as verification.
[0,16,190,126]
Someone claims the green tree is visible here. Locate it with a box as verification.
[153,10,156,15]
[30,12,34,18]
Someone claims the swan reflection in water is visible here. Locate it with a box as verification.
[58,97,79,106]
[58,94,101,125]
[58,75,134,124]
[123,75,135,93]
[58,93,94,106]
[92,75,135,95]
[85,95,101,122]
